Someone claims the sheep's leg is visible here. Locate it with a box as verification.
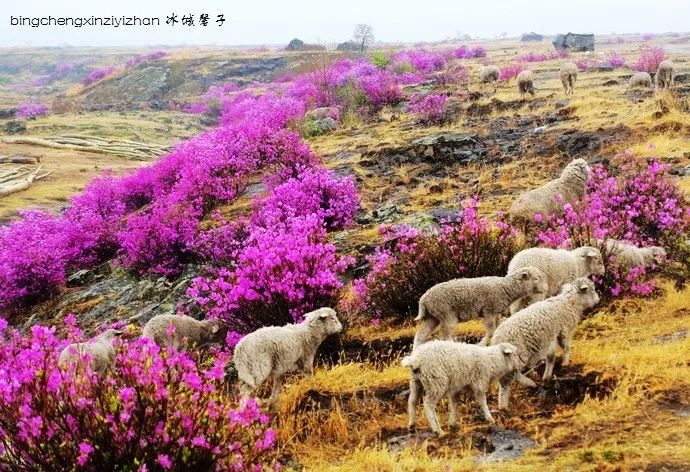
[448,392,458,430]
[498,373,513,411]
[407,377,422,430]
[479,315,498,346]
[473,387,494,423]
[239,381,255,405]
[558,332,572,366]
[268,374,284,405]
[423,393,444,435]
[413,317,439,350]
[509,298,525,316]
[301,352,316,377]
[542,352,556,381]
[437,316,455,342]
[515,372,537,387]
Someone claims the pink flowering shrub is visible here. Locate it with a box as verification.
[393,50,447,74]
[82,66,118,85]
[454,45,488,59]
[0,321,279,470]
[607,53,626,68]
[434,62,469,86]
[124,51,168,68]
[343,199,519,321]
[408,93,447,125]
[15,101,50,119]
[534,153,689,298]
[633,46,666,73]
[518,49,568,63]
[499,62,526,81]
[189,168,358,331]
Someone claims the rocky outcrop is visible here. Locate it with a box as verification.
[337,41,362,52]
[285,38,326,51]
[553,33,595,52]
[521,32,544,42]
[79,56,288,111]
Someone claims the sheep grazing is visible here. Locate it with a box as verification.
[507,245,605,314]
[560,62,578,95]
[479,65,500,92]
[141,314,228,349]
[601,239,666,270]
[656,60,675,89]
[508,158,589,224]
[58,329,122,374]
[491,278,600,411]
[413,267,548,349]
[233,307,342,405]
[629,72,653,89]
[402,341,520,434]
[517,70,535,99]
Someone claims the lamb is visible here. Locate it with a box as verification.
[560,62,578,95]
[58,328,122,374]
[507,245,605,314]
[479,65,500,92]
[629,72,653,89]
[141,314,228,349]
[517,70,535,99]
[655,60,675,89]
[508,158,589,223]
[233,307,342,405]
[490,278,600,411]
[413,267,549,350]
[601,239,666,270]
[402,341,520,434]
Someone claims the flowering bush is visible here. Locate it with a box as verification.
[393,50,447,74]
[82,66,118,85]
[434,62,469,87]
[32,61,82,86]
[125,51,168,68]
[607,53,626,68]
[499,62,526,81]
[517,49,568,63]
[633,46,666,73]
[15,101,50,119]
[343,199,519,321]
[534,153,689,297]
[0,321,279,470]
[454,45,488,59]
[408,93,447,125]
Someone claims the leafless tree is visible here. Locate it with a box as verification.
[353,24,374,52]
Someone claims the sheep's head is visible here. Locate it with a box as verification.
[648,246,667,265]
[99,328,124,341]
[202,318,229,343]
[563,277,600,308]
[578,246,605,276]
[305,307,343,335]
[514,266,549,296]
[496,343,520,371]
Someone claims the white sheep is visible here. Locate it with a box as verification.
[508,158,589,223]
[507,245,605,314]
[414,267,549,349]
[560,62,578,95]
[141,314,228,349]
[655,60,675,89]
[479,65,500,92]
[58,328,122,374]
[402,340,519,434]
[517,70,535,99]
[233,307,343,405]
[601,239,666,270]
[490,278,600,411]
[629,72,653,89]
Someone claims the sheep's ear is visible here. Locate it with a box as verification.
[578,283,589,292]
[585,249,599,258]
[519,270,530,279]
[211,324,220,334]
[318,312,331,319]
[113,329,124,337]
[501,345,516,355]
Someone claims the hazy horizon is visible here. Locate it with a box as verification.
[3,0,690,48]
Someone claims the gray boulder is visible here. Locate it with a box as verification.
[337,41,362,52]
[553,33,595,52]
[521,32,544,42]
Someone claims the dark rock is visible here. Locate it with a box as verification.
[521,32,544,42]
[0,108,16,119]
[475,429,536,462]
[602,79,619,86]
[336,41,361,52]
[285,38,325,51]
[555,99,570,109]
[372,203,402,222]
[552,33,595,52]
[674,73,689,84]
[3,120,26,134]
[305,107,338,121]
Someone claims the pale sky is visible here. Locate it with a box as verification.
[2,0,689,47]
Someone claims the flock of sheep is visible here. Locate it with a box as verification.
[57,158,668,437]
[479,59,676,98]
